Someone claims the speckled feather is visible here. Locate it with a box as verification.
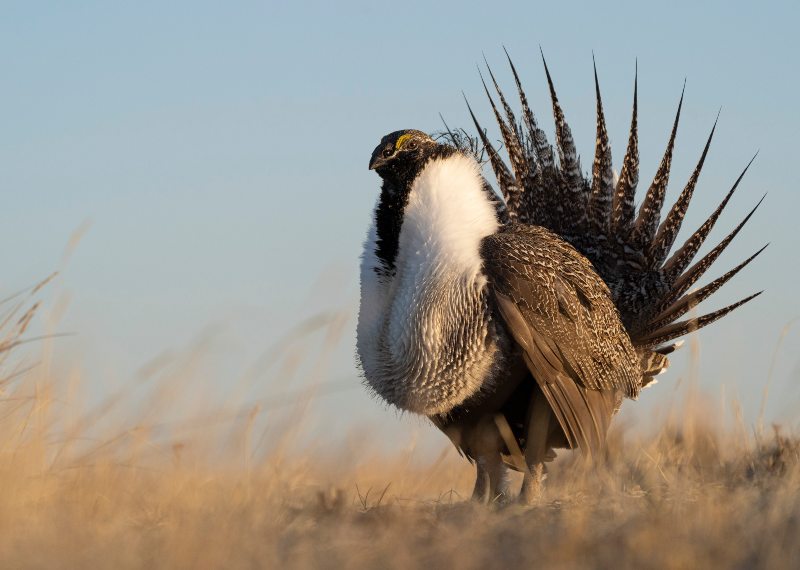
[629,86,684,250]
[478,55,764,346]
[542,54,589,234]
[480,67,527,219]
[612,67,639,234]
[465,99,522,223]
[589,60,614,236]
[482,225,641,398]
[647,116,718,269]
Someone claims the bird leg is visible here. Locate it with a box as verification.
[471,458,491,503]
[519,462,547,504]
[519,388,552,505]
[469,417,510,504]
[472,455,510,503]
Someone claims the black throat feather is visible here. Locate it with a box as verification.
[373,144,459,274]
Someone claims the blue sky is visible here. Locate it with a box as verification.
[1,1,798,441]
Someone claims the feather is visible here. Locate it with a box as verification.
[662,155,757,283]
[638,292,763,348]
[479,67,526,217]
[589,55,614,236]
[464,94,522,220]
[502,49,553,224]
[647,113,719,269]
[661,194,765,309]
[541,49,587,228]
[538,377,615,457]
[631,83,685,248]
[482,225,642,397]
[639,349,669,377]
[644,244,767,335]
[497,291,616,457]
[655,340,684,355]
[612,64,639,234]
[503,48,554,170]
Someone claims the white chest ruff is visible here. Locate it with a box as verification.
[357,154,503,416]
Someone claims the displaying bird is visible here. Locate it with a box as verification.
[356,53,765,504]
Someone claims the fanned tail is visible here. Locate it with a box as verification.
[468,52,763,359]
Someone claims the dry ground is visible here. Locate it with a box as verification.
[2,384,798,569]
[0,293,798,569]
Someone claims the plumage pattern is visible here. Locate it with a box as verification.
[629,85,684,250]
[648,114,718,268]
[482,225,638,454]
[482,225,640,397]
[473,53,764,347]
[612,65,639,234]
[589,57,614,236]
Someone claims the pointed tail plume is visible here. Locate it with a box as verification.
[468,53,763,357]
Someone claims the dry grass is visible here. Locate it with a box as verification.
[0,292,798,569]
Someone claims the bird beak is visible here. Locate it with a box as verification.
[369,145,390,171]
[368,154,384,171]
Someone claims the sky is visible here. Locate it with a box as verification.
[1,1,798,444]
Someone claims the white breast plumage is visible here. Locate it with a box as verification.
[356,153,503,415]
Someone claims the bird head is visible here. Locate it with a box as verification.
[368,129,441,183]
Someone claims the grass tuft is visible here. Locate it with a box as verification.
[0,285,797,569]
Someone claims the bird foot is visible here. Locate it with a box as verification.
[518,464,547,506]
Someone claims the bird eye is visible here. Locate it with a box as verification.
[407,141,418,150]
[382,148,393,158]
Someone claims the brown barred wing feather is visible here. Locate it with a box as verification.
[481,225,641,456]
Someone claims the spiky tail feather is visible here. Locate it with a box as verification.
[468,52,764,355]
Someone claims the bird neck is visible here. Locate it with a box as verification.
[373,178,411,275]
[373,144,460,274]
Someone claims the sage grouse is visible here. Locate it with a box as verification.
[357,54,764,504]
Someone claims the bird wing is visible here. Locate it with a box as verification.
[480,224,641,455]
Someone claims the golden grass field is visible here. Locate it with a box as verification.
[1,287,798,569]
